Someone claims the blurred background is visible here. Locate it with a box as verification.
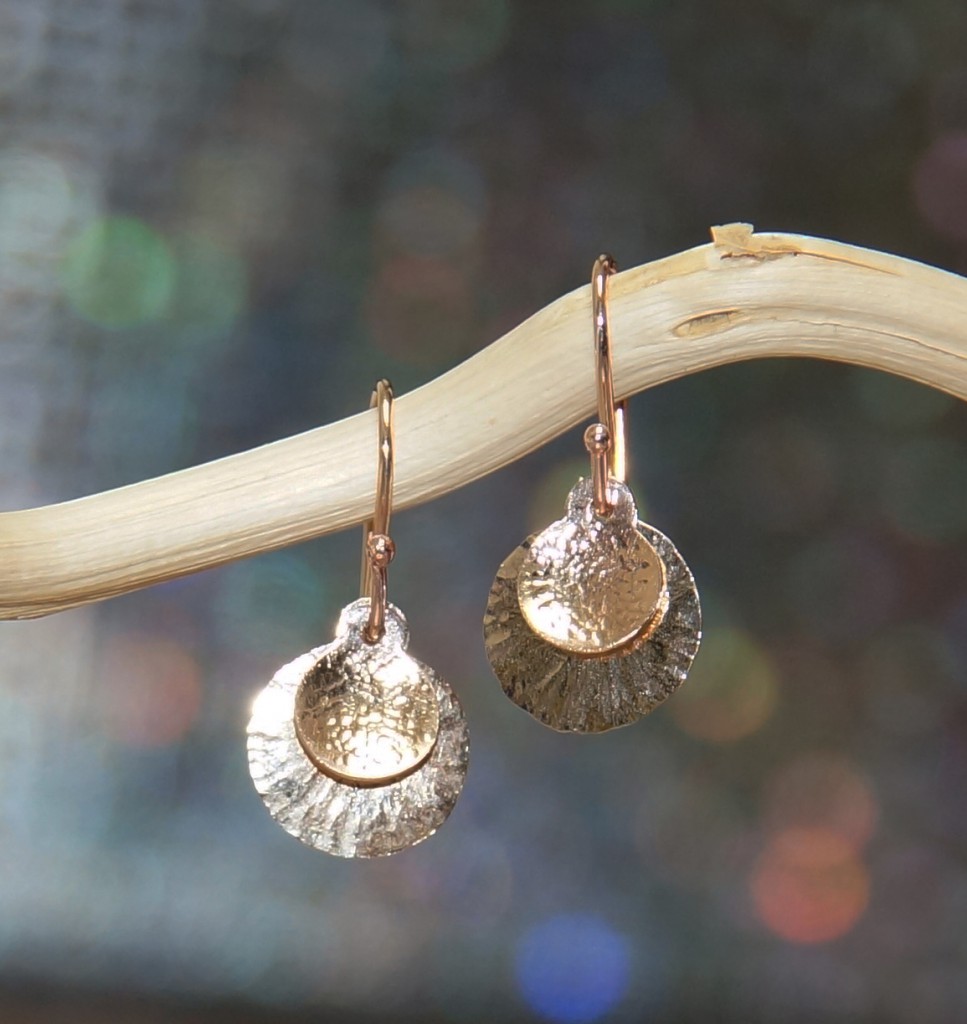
[1,1,967,1022]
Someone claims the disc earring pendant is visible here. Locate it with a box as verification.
[483,256,701,733]
[248,380,469,856]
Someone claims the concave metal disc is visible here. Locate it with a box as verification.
[484,480,701,733]
[517,477,667,654]
[293,629,440,785]
[248,599,469,857]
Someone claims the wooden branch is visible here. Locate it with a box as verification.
[3,223,967,619]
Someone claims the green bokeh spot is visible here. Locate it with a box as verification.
[168,234,247,340]
[63,216,175,329]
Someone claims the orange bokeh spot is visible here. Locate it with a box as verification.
[752,827,870,944]
[98,633,202,748]
[764,753,878,852]
[364,255,474,365]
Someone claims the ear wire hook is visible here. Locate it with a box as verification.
[360,379,395,643]
[584,254,627,515]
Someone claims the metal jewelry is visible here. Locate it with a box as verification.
[247,380,469,856]
[483,255,702,733]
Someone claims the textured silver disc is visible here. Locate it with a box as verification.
[484,479,701,733]
[248,599,469,857]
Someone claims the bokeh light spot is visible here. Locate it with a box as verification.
[378,149,485,260]
[752,828,870,945]
[63,216,175,329]
[379,184,481,259]
[671,627,777,743]
[97,633,202,748]
[764,753,878,852]
[913,132,967,242]
[515,914,632,1024]
[365,256,475,366]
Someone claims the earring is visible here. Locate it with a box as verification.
[247,380,469,857]
[483,256,701,733]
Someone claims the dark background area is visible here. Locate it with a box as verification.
[1,1,966,1022]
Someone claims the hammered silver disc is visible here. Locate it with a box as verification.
[484,480,701,733]
[248,599,469,857]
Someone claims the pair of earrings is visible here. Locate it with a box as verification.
[247,256,702,858]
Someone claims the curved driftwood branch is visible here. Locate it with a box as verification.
[3,223,967,619]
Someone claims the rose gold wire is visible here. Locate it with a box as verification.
[585,254,627,514]
[360,379,396,643]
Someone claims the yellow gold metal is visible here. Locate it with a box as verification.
[293,617,440,785]
[517,475,667,654]
[360,380,395,643]
[590,254,618,515]
[612,402,627,483]
[584,423,612,516]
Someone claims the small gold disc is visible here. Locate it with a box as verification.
[294,642,439,786]
[517,480,667,654]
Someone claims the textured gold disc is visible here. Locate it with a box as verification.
[248,600,469,858]
[517,480,667,654]
[294,641,439,785]
[484,479,701,733]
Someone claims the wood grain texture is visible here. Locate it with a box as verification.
[3,223,967,618]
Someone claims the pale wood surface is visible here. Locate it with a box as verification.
[3,223,967,619]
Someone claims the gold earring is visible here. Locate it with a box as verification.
[248,380,469,856]
[483,256,701,733]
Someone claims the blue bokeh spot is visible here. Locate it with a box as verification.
[514,913,632,1024]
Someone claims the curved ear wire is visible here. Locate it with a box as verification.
[359,379,395,644]
[586,253,620,515]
